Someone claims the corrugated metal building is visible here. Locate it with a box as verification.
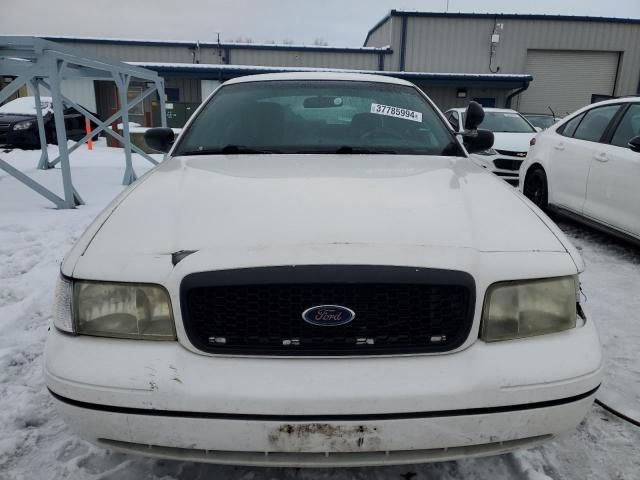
[365,11,640,115]
[40,37,399,124]
[31,10,640,125]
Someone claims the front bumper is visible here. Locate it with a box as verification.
[51,389,594,467]
[471,154,524,186]
[0,127,40,148]
[492,168,521,186]
[45,315,602,466]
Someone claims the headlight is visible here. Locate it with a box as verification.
[74,281,175,340]
[475,148,497,156]
[13,120,34,131]
[53,275,74,333]
[481,276,577,342]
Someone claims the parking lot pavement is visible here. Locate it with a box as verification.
[556,218,640,422]
[0,149,638,479]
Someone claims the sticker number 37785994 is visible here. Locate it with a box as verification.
[370,103,423,123]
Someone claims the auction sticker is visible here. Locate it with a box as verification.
[371,103,422,122]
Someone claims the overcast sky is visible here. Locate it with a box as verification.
[1,0,639,46]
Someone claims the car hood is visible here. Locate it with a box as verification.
[0,113,36,123]
[491,132,536,152]
[78,155,567,265]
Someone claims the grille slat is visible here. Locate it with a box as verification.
[493,158,524,171]
[181,266,475,356]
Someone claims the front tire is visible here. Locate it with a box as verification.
[524,167,548,210]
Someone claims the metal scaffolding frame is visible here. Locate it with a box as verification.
[0,36,167,209]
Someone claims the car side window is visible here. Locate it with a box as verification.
[558,113,585,138]
[572,105,621,143]
[610,104,640,148]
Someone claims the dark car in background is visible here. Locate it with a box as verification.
[523,113,562,130]
[0,96,97,149]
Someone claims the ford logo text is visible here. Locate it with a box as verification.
[302,305,356,326]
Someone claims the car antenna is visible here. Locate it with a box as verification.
[548,106,556,118]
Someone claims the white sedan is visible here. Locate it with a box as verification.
[45,72,601,467]
[445,107,538,186]
[520,97,640,243]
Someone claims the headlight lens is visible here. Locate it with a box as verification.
[75,281,175,340]
[481,276,577,342]
[475,148,497,156]
[13,120,34,131]
[53,275,74,333]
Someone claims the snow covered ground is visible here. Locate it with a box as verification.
[1,142,639,479]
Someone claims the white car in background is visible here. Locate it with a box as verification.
[45,73,601,467]
[520,97,640,243]
[445,107,538,186]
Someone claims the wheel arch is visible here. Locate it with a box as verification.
[523,162,554,208]
[524,162,553,202]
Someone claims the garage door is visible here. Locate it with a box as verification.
[518,50,619,116]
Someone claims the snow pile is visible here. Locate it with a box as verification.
[116,122,142,129]
[0,96,53,116]
[0,144,639,479]
[0,141,155,477]
[115,122,182,134]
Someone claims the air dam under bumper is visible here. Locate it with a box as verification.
[45,318,602,467]
[50,390,595,467]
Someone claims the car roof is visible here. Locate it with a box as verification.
[552,96,640,128]
[0,96,54,115]
[580,96,640,108]
[224,71,416,87]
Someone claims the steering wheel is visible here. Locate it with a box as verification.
[359,128,406,141]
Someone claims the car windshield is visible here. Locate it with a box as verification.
[462,111,536,133]
[526,116,556,129]
[175,80,461,156]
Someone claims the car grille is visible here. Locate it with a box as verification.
[495,149,527,158]
[493,158,524,171]
[180,266,475,356]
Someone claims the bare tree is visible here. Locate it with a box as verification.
[313,37,329,46]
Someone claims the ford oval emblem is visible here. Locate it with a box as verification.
[302,305,356,326]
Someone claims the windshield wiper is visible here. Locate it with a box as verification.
[333,146,398,154]
[180,145,281,155]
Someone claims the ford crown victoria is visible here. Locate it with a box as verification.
[45,73,602,467]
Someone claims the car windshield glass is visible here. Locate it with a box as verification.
[462,111,536,133]
[526,116,556,129]
[175,80,460,156]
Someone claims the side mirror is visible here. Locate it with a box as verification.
[535,127,543,133]
[464,129,495,154]
[144,127,175,153]
[629,135,640,153]
[464,101,485,130]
